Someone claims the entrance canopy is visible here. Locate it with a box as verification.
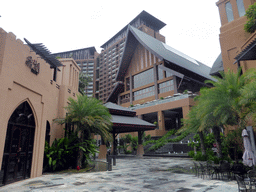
[235,38,256,62]
[104,102,156,134]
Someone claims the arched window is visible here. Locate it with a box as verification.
[237,0,246,17]
[226,2,234,22]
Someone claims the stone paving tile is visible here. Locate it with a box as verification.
[0,157,238,192]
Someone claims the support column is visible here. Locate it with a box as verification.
[117,94,121,105]
[158,111,165,131]
[112,132,117,156]
[129,74,133,105]
[173,75,178,94]
[153,64,158,100]
[182,106,190,120]
[98,137,107,159]
[137,131,144,157]
[112,132,117,166]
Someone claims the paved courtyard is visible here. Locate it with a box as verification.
[0,157,238,192]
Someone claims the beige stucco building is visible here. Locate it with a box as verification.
[215,0,256,74]
[0,28,80,185]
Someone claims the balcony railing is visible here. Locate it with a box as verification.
[130,94,197,110]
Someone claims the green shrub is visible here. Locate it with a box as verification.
[125,150,132,154]
[43,132,98,172]
[144,129,189,151]
[193,151,207,161]
[144,134,151,142]
[188,151,195,158]
[244,3,256,33]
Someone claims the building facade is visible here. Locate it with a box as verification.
[216,0,256,73]
[53,47,96,97]
[93,11,166,102]
[0,28,80,185]
[106,25,215,137]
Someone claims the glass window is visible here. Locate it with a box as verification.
[226,2,234,22]
[126,77,130,91]
[133,86,155,101]
[158,80,174,94]
[158,66,164,80]
[133,68,154,89]
[166,71,172,78]
[237,0,245,17]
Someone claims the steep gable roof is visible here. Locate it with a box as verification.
[210,53,224,76]
[116,25,215,82]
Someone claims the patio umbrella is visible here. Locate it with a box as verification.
[242,128,256,167]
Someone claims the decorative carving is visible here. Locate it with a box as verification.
[25,56,40,75]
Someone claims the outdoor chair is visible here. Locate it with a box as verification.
[206,160,214,178]
[193,162,199,177]
[235,174,248,192]
[219,161,231,180]
[248,170,256,191]
[198,162,206,179]
[232,163,247,179]
[212,165,221,180]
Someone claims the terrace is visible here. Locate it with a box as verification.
[129,92,198,110]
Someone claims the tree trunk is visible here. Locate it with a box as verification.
[212,126,223,158]
[77,130,84,168]
[198,131,206,156]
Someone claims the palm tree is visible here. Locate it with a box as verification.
[180,68,256,158]
[239,68,256,124]
[196,68,256,158]
[64,94,112,167]
[179,104,206,156]
[79,72,92,95]
[194,69,246,158]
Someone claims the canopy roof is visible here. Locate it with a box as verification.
[104,102,135,117]
[235,38,256,62]
[111,115,156,133]
[24,38,63,69]
[104,102,156,133]
[116,25,215,82]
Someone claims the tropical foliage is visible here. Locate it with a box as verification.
[244,3,256,33]
[143,129,189,151]
[79,72,92,95]
[43,132,98,172]
[181,68,256,161]
[55,94,112,168]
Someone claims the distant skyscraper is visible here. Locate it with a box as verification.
[53,47,96,97]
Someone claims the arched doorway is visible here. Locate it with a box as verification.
[45,121,51,145]
[0,101,35,185]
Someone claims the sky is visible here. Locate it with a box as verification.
[1,0,221,67]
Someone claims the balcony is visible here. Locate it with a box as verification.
[129,94,197,110]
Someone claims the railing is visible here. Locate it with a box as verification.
[130,94,196,110]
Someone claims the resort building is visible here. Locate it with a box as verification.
[53,47,96,97]
[0,28,80,185]
[93,11,166,102]
[215,0,256,74]
[104,23,215,137]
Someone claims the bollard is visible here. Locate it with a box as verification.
[113,155,116,166]
[108,156,112,171]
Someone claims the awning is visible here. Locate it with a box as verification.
[24,38,63,70]
[234,38,256,63]
[111,115,156,133]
